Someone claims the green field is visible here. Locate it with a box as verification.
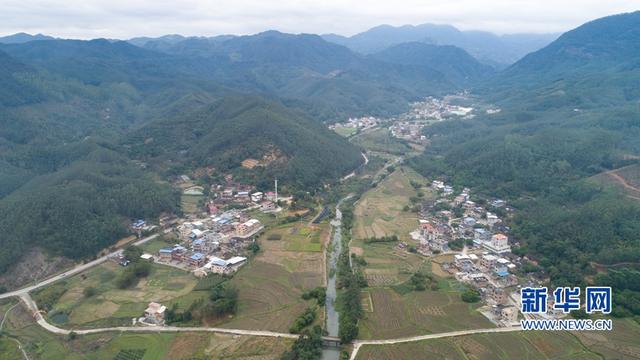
[352,128,412,155]
[263,222,326,252]
[1,300,293,360]
[41,262,198,328]
[334,126,358,137]
[356,319,640,359]
[180,194,205,214]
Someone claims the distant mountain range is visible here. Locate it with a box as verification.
[0,32,55,44]
[323,23,558,67]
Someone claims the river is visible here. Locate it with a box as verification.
[322,195,352,359]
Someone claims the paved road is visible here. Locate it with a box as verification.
[349,326,523,360]
[18,293,297,339]
[0,233,161,300]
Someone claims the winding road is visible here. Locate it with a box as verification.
[0,168,523,359]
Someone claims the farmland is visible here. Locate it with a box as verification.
[221,220,327,332]
[334,126,358,137]
[353,167,433,242]
[180,194,205,214]
[351,240,427,286]
[39,261,198,329]
[351,128,412,155]
[358,285,493,340]
[1,300,293,360]
[356,319,640,360]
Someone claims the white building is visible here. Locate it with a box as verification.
[483,233,511,254]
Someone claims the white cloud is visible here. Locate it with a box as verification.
[0,0,638,39]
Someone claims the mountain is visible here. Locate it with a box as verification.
[125,95,363,189]
[127,34,236,56]
[408,12,640,294]
[129,30,460,120]
[0,38,368,278]
[323,23,558,66]
[371,42,494,86]
[0,32,55,44]
[485,11,640,110]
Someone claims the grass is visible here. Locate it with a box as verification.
[591,164,640,201]
[334,126,358,137]
[45,262,197,329]
[263,222,326,253]
[352,128,412,155]
[2,300,293,360]
[181,194,205,214]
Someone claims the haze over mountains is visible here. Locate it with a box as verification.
[322,23,559,66]
[0,10,639,298]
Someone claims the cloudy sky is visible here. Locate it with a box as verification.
[1,0,638,39]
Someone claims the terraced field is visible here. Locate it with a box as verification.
[222,220,327,332]
[358,286,493,340]
[41,262,198,329]
[353,167,433,242]
[356,319,640,360]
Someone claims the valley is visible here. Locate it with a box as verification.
[1,8,640,360]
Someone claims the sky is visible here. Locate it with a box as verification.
[1,0,639,39]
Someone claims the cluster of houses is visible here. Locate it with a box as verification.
[329,116,379,132]
[411,181,511,256]
[399,96,474,122]
[408,180,525,326]
[389,122,427,144]
[152,209,262,276]
[209,180,279,213]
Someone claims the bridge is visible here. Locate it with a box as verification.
[322,336,341,348]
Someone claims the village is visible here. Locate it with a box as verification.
[389,95,474,143]
[112,176,289,325]
[408,180,557,327]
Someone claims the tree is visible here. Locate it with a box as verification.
[123,245,143,262]
[461,288,481,303]
[83,286,96,297]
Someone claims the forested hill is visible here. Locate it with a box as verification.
[125,96,363,189]
[371,42,494,86]
[0,37,367,280]
[409,11,640,310]
[130,30,461,120]
[483,11,640,109]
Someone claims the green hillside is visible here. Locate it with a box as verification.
[372,42,494,86]
[408,11,640,315]
[126,96,363,189]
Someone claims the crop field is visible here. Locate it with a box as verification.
[44,262,197,328]
[358,286,493,339]
[355,331,600,360]
[180,194,205,214]
[353,167,433,242]
[2,302,293,360]
[334,126,358,137]
[221,221,326,332]
[574,318,640,359]
[263,222,327,253]
[351,240,427,286]
[352,128,412,155]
